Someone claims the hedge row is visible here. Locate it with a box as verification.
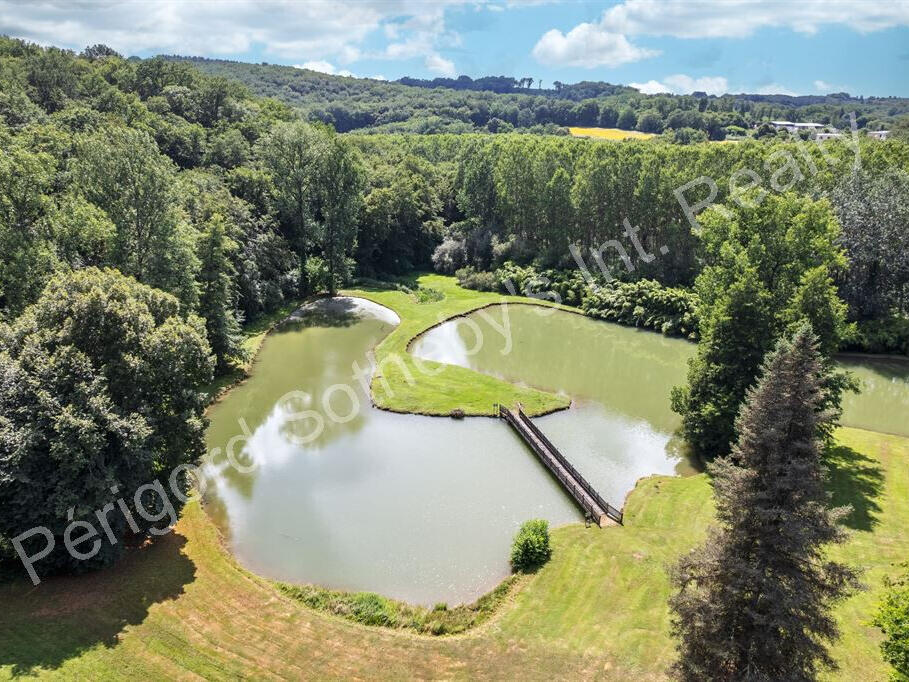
[457,262,700,339]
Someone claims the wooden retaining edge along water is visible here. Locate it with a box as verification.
[495,404,624,527]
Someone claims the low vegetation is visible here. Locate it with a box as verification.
[276,575,518,636]
[875,563,909,680]
[510,520,552,572]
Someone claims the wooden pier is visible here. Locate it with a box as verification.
[496,404,623,527]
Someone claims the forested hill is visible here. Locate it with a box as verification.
[173,55,909,135]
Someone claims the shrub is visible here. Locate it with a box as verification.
[874,562,909,680]
[581,279,700,339]
[510,519,552,571]
[844,317,909,355]
[455,266,496,291]
[456,262,701,338]
[431,237,467,274]
[276,575,519,636]
[413,286,444,304]
[349,592,398,627]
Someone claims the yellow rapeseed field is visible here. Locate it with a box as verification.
[568,126,656,140]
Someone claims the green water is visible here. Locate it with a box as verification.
[202,299,909,605]
[838,357,909,436]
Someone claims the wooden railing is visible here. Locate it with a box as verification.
[496,404,623,526]
[515,408,624,525]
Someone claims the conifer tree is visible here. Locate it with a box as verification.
[669,324,860,681]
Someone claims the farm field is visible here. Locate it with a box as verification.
[568,127,656,140]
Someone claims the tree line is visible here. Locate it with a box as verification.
[181,56,909,136]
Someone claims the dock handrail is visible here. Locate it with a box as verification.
[496,404,623,525]
[515,409,624,524]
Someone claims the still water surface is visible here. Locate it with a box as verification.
[202,299,909,605]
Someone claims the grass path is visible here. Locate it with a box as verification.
[1,427,905,680]
[345,273,575,416]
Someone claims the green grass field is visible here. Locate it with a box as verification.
[1,277,906,680]
[346,274,573,416]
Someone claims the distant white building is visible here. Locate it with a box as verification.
[815,132,843,141]
[868,130,890,139]
[769,120,826,133]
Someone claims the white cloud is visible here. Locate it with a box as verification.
[752,83,801,96]
[813,79,849,92]
[630,74,729,95]
[629,79,670,94]
[532,23,659,67]
[599,0,909,38]
[425,53,457,76]
[664,74,728,95]
[297,60,335,74]
[533,0,909,70]
[0,0,467,74]
[371,74,388,81]
[0,1,386,61]
[296,61,356,77]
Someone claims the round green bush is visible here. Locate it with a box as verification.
[510,519,552,572]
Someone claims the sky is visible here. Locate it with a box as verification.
[2,0,909,97]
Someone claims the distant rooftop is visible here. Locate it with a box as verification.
[770,121,825,128]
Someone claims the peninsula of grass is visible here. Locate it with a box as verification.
[345,273,575,417]
[2,426,905,679]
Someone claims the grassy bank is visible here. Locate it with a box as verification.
[1,426,906,679]
[345,273,574,416]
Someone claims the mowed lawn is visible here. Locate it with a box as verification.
[347,274,575,416]
[568,127,656,140]
[1,426,906,680]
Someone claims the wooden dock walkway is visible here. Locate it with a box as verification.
[496,405,623,527]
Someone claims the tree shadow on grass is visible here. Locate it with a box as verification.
[0,531,195,676]
[825,443,886,531]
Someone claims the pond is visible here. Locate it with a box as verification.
[202,298,909,606]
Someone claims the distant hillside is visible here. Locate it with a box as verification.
[172,56,909,136]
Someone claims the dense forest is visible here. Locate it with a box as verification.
[178,56,909,136]
[1,34,908,580]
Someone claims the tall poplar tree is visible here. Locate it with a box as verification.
[669,325,860,681]
[196,213,243,369]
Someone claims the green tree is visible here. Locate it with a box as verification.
[73,125,199,306]
[196,213,244,369]
[617,108,637,130]
[830,169,909,319]
[671,258,775,459]
[46,194,116,268]
[875,563,909,681]
[597,104,619,128]
[257,121,322,294]
[673,192,850,458]
[310,131,364,294]
[0,268,214,577]
[0,144,58,315]
[670,325,860,681]
[636,110,664,134]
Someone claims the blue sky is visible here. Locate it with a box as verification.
[2,1,908,96]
